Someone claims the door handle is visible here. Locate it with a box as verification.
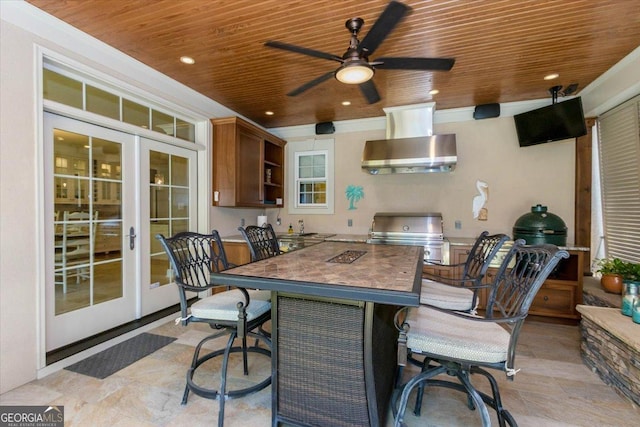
[127,226,136,250]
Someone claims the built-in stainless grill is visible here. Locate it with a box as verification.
[367,212,449,263]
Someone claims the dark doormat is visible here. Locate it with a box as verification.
[65,333,176,379]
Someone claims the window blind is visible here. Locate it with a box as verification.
[597,95,640,263]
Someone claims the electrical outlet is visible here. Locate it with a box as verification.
[276,217,281,226]
[348,219,353,227]
[240,218,245,227]
[455,220,462,229]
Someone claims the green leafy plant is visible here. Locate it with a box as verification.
[621,261,640,281]
[596,257,640,281]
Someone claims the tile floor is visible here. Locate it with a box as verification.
[1,319,637,426]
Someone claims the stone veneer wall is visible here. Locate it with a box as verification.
[577,306,639,407]
[582,276,621,308]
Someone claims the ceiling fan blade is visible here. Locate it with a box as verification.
[287,71,336,96]
[358,1,410,56]
[375,57,455,71]
[265,41,343,63]
[359,80,381,104]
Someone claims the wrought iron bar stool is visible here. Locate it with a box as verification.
[238,223,283,261]
[156,230,272,427]
[393,241,569,427]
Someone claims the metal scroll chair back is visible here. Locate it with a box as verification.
[163,231,228,286]
[487,242,564,320]
[394,241,569,427]
[156,230,272,427]
[421,231,509,312]
[461,231,510,282]
[238,223,282,261]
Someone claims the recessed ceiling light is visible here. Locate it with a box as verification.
[544,73,559,80]
[429,89,439,95]
[265,111,274,116]
[341,101,351,106]
[180,56,195,65]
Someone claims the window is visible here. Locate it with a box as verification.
[597,94,640,263]
[296,151,327,206]
[287,139,334,214]
[43,61,196,142]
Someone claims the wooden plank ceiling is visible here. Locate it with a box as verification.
[27,0,640,128]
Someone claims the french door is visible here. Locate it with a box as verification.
[140,138,197,316]
[44,113,197,351]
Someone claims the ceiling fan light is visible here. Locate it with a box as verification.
[335,63,374,84]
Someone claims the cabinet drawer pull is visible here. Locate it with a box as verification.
[543,295,549,301]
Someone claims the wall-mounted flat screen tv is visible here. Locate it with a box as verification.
[514,97,587,147]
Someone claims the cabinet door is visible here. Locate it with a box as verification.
[451,246,470,278]
[223,242,251,266]
[423,264,454,279]
[237,127,262,205]
[529,282,576,318]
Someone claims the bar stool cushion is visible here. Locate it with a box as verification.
[420,279,474,312]
[406,305,510,364]
[191,289,271,321]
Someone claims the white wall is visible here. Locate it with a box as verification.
[259,118,575,242]
[0,19,40,395]
[1,2,639,395]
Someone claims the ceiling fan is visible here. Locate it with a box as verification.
[264,0,455,104]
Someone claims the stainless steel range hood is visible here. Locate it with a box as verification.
[362,103,457,174]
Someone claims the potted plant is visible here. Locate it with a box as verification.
[621,261,640,282]
[596,257,627,294]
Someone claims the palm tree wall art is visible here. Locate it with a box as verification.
[345,185,364,210]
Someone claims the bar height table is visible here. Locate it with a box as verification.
[210,242,423,427]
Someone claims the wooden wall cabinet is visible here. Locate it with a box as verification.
[212,116,286,208]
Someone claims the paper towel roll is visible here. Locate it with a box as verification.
[258,215,268,227]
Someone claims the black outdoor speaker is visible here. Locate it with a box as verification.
[473,103,500,120]
[315,121,335,134]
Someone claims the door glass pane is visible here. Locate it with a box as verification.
[151,252,171,287]
[53,128,124,315]
[172,188,189,218]
[94,260,123,304]
[171,155,189,186]
[150,151,170,185]
[172,219,189,235]
[149,151,190,287]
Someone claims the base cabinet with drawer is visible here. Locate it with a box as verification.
[528,249,584,320]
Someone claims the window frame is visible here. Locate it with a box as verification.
[596,94,640,264]
[295,150,328,208]
[287,139,335,214]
